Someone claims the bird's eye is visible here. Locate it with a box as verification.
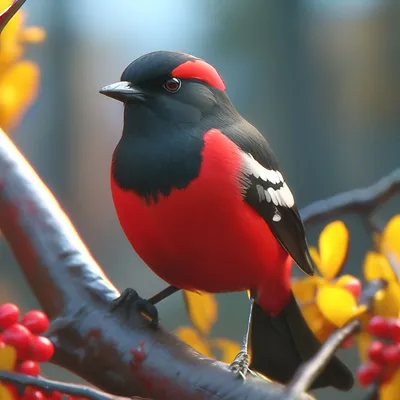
[163,77,181,93]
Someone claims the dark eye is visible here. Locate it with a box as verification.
[163,77,181,93]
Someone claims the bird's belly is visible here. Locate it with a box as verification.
[112,184,288,294]
[111,130,291,310]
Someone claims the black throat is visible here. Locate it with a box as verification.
[111,104,207,203]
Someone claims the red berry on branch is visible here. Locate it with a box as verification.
[0,303,20,330]
[387,318,400,342]
[17,360,40,376]
[382,344,400,365]
[368,341,385,364]
[21,311,50,335]
[3,323,33,359]
[356,362,383,387]
[30,336,54,362]
[367,316,390,337]
[21,387,45,400]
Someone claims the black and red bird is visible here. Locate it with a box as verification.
[100,51,353,391]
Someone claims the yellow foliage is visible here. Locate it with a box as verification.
[0,0,45,131]
[380,370,400,400]
[316,286,366,327]
[0,385,17,400]
[175,326,214,358]
[316,220,349,280]
[0,61,39,129]
[0,344,16,370]
[294,220,357,342]
[183,291,217,335]
[176,290,241,364]
[363,251,396,282]
[0,344,17,400]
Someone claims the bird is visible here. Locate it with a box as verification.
[100,50,354,391]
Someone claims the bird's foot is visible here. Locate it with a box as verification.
[110,288,159,329]
[229,350,254,380]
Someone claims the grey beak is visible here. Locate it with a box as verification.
[99,81,145,102]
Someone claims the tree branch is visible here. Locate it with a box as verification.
[0,132,315,399]
[300,169,400,224]
[0,370,146,400]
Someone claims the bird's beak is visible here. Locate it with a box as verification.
[99,81,146,103]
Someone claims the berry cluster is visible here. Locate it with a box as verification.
[356,316,400,387]
[0,303,56,400]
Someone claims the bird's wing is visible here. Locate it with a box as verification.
[223,122,314,276]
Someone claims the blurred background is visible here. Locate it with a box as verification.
[1,0,400,398]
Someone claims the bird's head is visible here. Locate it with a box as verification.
[100,51,231,124]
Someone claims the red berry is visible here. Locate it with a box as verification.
[357,362,383,387]
[0,303,20,330]
[3,324,33,359]
[382,344,400,365]
[343,278,362,299]
[17,360,40,376]
[22,387,45,400]
[30,336,54,362]
[367,316,390,337]
[387,318,400,342]
[21,311,50,335]
[368,341,385,364]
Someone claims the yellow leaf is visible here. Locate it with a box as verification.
[292,276,323,303]
[356,331,371,362]
[363,251,396,282]
[19,26,46,43]
[381,214,400,270]
[309,247,321,270]
[210,338,242,364]
[317,286,366,327]
[300,302,335,343]
[175,326,214,358]
[380,369,400,400]
[0,61,40,130]
[0,384,17,400]
[183,290,217,335]
[318,221,349,280]
[373,281,400,318]
[0,344,16,370]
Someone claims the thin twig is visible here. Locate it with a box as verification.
[0,0,26,33]
[300,169,400,224]
[0,370,146,400]
[284,320,361,399]
[284,280,387,398]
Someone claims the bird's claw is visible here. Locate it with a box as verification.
[229,350,252,380]
[110,288,159,328]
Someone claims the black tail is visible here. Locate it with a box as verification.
[249,291,354,391]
